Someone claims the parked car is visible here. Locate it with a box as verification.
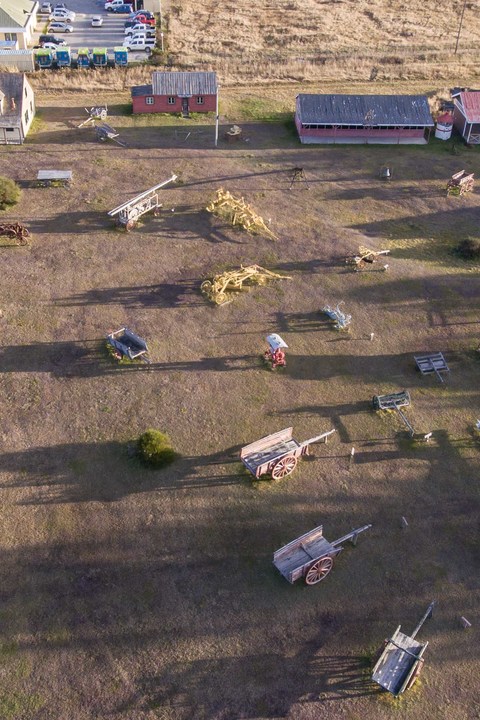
[39,34,67,45]
[105,0,132,10]
[125,24,155,37]
[47,22,73,32]
[129,9,154,17]
[122,36,155,52]
[111,4,134,13]
[54,3,67,7]
[91,15,104,27]
[40,2,53,13]
[41,42,61,51]
[49,9,75,21]
[125,14,155,27]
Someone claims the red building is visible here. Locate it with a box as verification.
[131,71,218,116]
[295,94,434,145]
[453,91,480,144]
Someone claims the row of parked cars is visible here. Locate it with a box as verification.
[39,2,76,33]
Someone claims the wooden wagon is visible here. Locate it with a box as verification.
[273,523,372,585]
[241,427,335,480]
[372,602,434,696]
[106,327,150,363]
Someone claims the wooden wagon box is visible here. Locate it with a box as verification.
[372,626,428,696]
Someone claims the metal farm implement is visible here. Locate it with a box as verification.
[108,175,177,231]
[241,427,335,480]
[322,303,351,330]
[372,602,434,696]
[373,390,415,437]
[346,245,390,271]
[200,265,291,306]
[414,352,449,383]
[0,222,30,246]
[273,523,372,585]
[106,327,150,363]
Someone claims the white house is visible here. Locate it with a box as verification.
[0,72,35,144]
[0,1,38,50]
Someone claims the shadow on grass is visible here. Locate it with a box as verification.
[56,279,202,309]
[0,441,246,503]
[0,341,261,378]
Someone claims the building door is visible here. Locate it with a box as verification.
[181,97,189,117]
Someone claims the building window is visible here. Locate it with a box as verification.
[6,128,14,132]
[24,110,29,124]
[5,33,17,42]
[196,96,204,105]
[24,87,28,97]
[145,96,154,105]
[30,101,33,112]
[167,97,175,105]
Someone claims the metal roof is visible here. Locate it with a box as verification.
[131,84,152,97]
[0,0,36,28]
[296,94,434,127]
[0,71,29,127]
[152,71,217,97]
[457,91,480,123]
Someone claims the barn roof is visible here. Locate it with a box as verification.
[457,91,480,123]
[296,94,434,127]
[152,71,218,96]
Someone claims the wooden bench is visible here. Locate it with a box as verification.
[36,170,72,188]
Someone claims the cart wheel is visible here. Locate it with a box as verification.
[125,220,135,232]
[305,556,333,585]
[406,658,424,690]
[271,455,297,479]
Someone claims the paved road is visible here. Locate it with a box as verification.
[35,0,154,57]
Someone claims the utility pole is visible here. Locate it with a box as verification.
[455,0,467,55]
[214,84,220,147]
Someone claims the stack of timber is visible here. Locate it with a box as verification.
[206,189,277,240]
[201,264,291,306]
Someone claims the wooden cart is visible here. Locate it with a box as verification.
[241,427,335,480]
[273,523,372,585]
[372,602,434,696]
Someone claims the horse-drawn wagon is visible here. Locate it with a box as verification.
[241,427,335,480]
[273,523,372,585]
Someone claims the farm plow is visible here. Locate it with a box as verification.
[200,264,291,306]
[0,222,30,246]
[206,189,277,240]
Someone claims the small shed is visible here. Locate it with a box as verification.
[435,112,453,140]
[131,71,218,116]
[0,72,35,144]
[453,91,480,144]
[295,94,434,145]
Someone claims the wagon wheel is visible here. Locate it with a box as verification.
[405,658,424,691]
[271,455,297,479]
[305,555,333,585]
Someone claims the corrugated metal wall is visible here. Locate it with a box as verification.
[0,51,34,72]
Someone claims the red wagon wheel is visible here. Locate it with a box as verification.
[305,556,334,585]
[271,455,297,479]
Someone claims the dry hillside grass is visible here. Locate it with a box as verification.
[166,0,480,84]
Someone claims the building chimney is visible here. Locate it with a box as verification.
[10,97,15,111]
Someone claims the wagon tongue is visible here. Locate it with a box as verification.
[299,429,336,448]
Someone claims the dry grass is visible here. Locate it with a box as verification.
[0,94,478,720]
[164,0,480,84]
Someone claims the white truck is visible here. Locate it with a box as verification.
[122,36,155,53]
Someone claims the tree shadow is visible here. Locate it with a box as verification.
[0,441,246,504]
[56,279,202,309]
[0,341,260,378]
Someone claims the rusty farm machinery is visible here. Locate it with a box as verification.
[273,523,372,585]
[108,175,177,231]
[346,245,390,271]
[200,264,291,306]
[206,188,277,240]
[0,222,30,246]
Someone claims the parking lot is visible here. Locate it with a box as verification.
[34,0,158,59]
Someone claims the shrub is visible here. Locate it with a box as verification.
[0,176,21,211]
[137,429,177,468]
[455,237,480,260]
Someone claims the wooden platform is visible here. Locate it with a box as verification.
[372,627,427,696]
[36,170,72,187]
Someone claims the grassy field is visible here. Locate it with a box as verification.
[0,91,479,720]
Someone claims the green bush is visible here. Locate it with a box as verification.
[455,237,480,259]
[0,176,21,211]
[137,429,177,468]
